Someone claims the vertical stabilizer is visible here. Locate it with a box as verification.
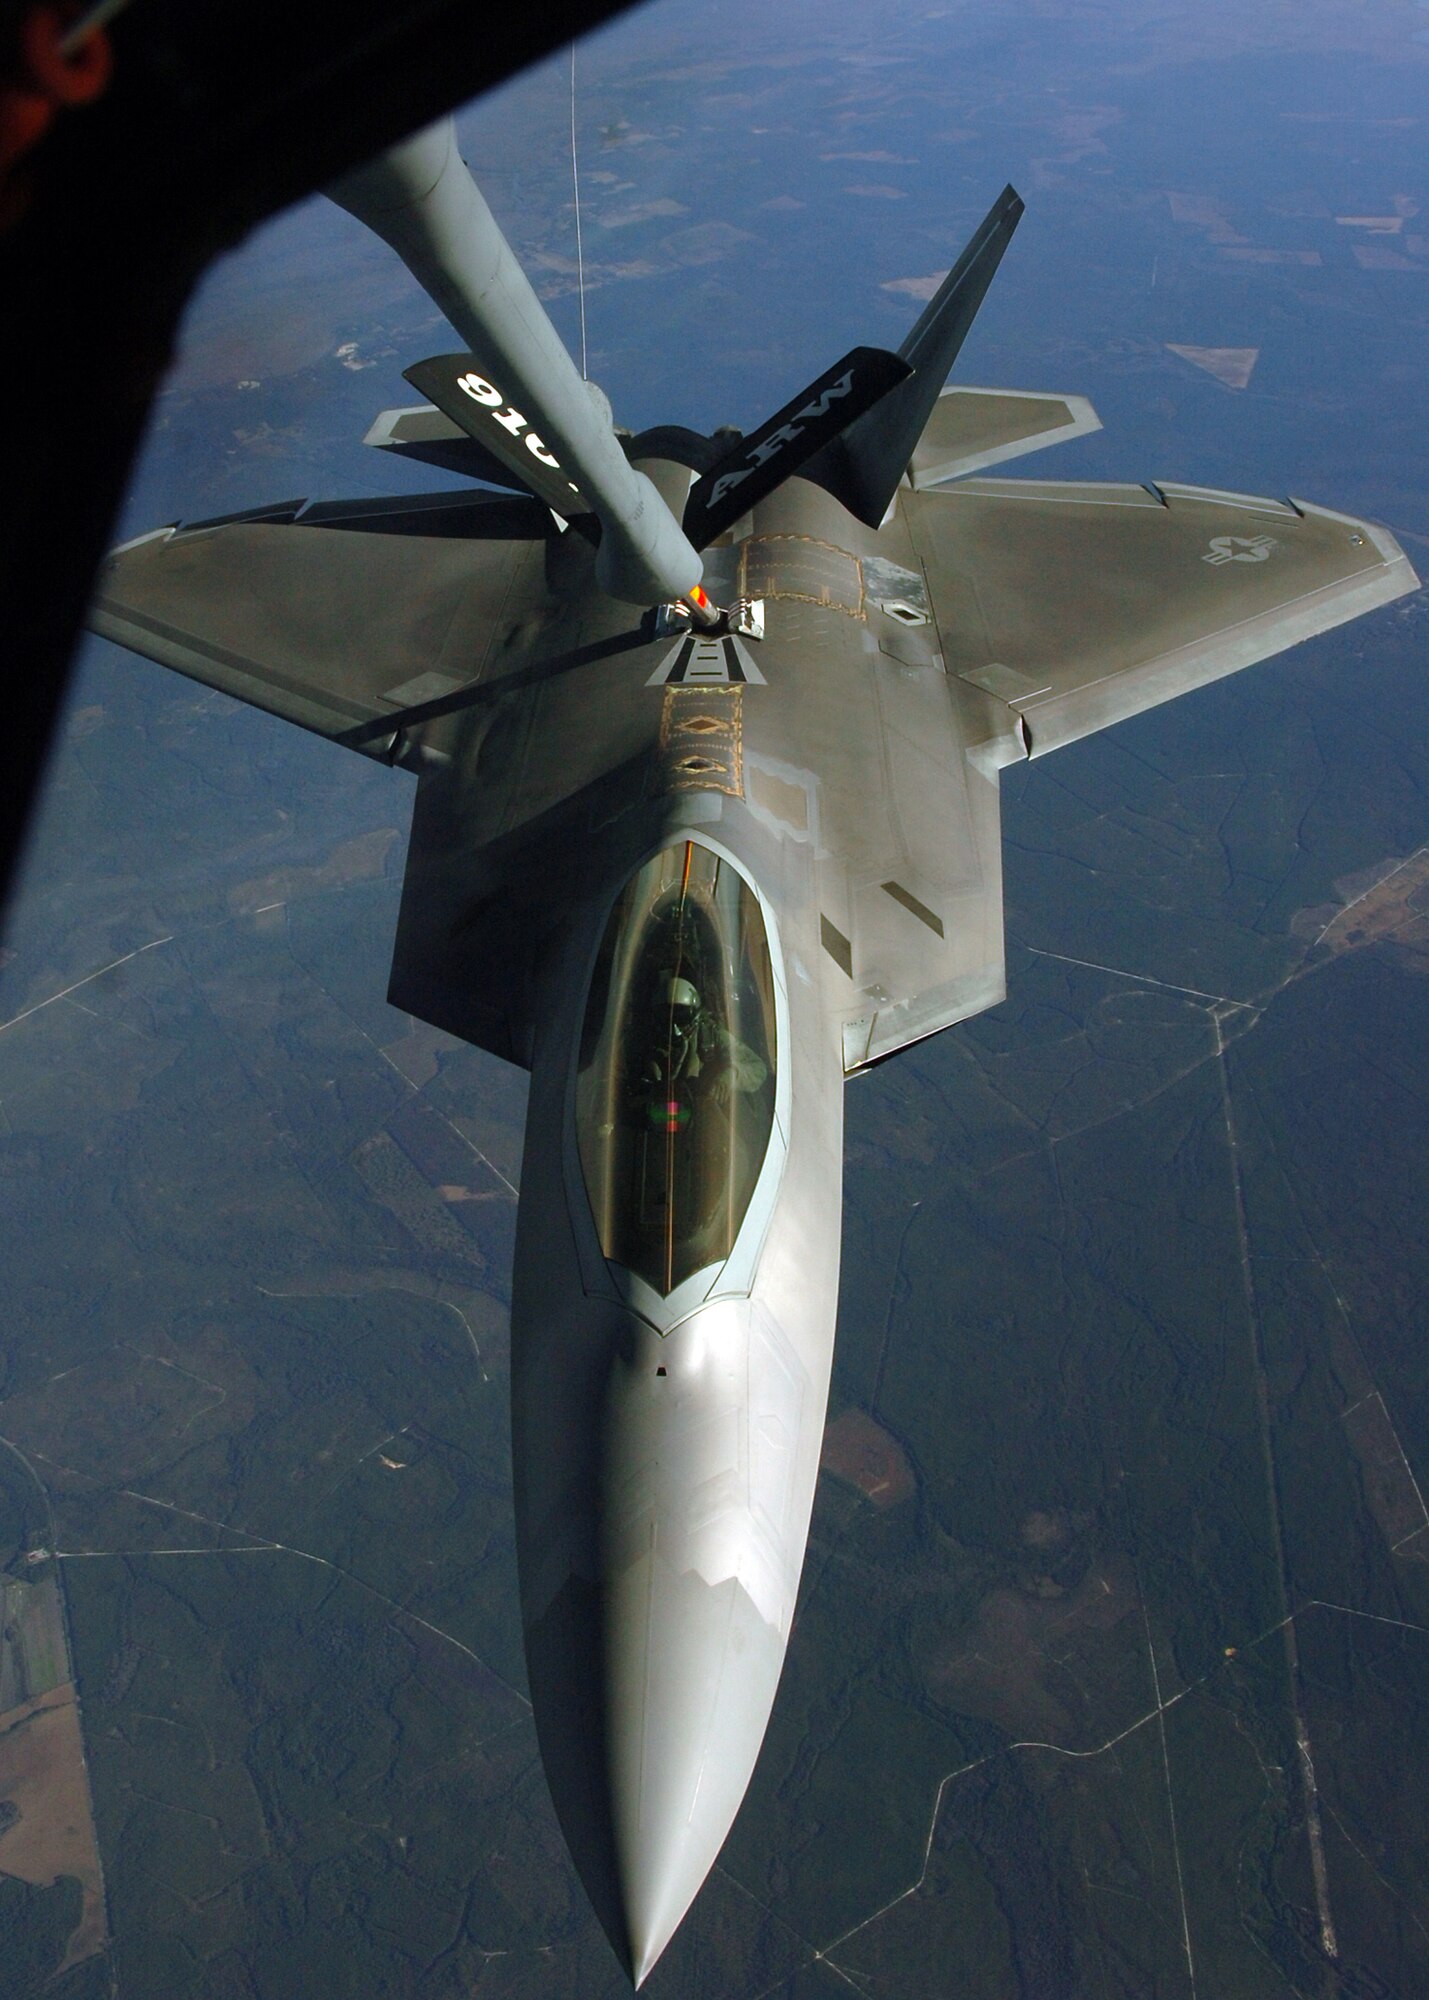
[802,184,1024,527]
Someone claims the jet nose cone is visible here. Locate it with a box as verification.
[515,1295,813,1983]
[607,1561,784,1985]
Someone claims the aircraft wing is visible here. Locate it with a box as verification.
[88,494,545,744]
[905,478,1418,758]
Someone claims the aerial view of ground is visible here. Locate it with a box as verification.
[1,0,1427,1992]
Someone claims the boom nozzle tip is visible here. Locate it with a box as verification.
[681,584,721,629]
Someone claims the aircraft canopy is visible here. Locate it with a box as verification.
[576,842,777,1298]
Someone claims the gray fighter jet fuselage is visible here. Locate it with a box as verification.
[89,119,1418,1985]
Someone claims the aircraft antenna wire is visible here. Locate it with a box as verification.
[569,44,589,380]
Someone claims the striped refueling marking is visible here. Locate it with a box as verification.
[881,880,945,937]
[820,915,853,977]
[646,633,766,686]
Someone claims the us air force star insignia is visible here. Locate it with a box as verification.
[1202,534,1276,566]
[646,634,768,686]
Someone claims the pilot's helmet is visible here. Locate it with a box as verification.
[657,974,700,1028]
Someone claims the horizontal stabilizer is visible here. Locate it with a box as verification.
[804,185,1024,526]
[681,346,911,549]
[910,385,1101,485]
[405,352,594,523]
[366,402,538,491]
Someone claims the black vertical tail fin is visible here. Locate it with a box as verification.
[679,345,912,550]
[802,184,1024,527]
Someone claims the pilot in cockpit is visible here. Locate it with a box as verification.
[644,973,767,1110]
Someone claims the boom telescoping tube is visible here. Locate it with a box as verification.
[329,119,715,620]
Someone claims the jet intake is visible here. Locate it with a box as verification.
[329,119,710,617]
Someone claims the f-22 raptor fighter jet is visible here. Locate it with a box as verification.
[90,119,1417,1984]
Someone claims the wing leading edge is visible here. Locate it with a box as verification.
[905,478,1418,758]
